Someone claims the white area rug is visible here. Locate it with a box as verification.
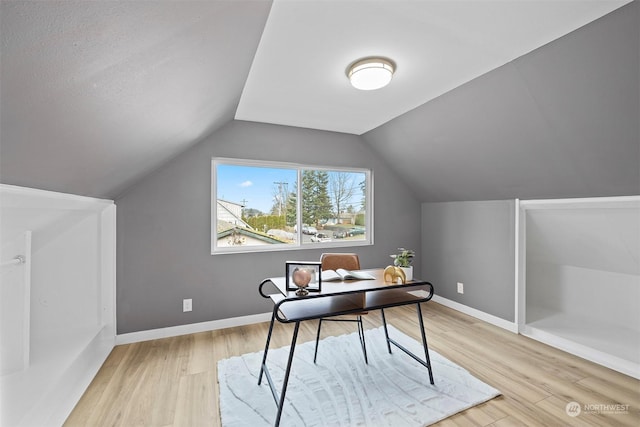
[218,325,500,426]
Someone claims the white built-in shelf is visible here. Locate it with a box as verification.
[526,308,639,365]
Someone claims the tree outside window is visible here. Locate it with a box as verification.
[212,159,371,254]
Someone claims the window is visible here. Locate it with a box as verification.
[211,158,372,254]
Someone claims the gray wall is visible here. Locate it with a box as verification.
[0,1,272,200]
[364,2,639,202]
[106,2,640,334]
[116,120,421,334]
[421,200,515,321]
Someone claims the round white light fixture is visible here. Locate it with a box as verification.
[347,57,395,90]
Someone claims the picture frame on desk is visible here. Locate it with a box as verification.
[285,261,322,293]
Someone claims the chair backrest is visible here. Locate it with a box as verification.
[320,253,361,271]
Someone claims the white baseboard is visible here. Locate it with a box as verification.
[521,325,640,380]
[116,312,273,345]
[117,298,517,345]
[431,295,519,333]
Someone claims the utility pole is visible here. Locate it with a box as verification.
[273,181,288,216]
[240,199,248,218]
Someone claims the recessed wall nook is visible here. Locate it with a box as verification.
[517,196,640,379]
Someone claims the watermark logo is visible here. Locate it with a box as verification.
[566,401,630,417]
[583,403,630,415]
[565,401,581,417]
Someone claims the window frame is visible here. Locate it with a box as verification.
[211,157,373,254]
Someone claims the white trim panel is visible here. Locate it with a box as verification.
[19,326,115,426]
[520,195,640,210]
[521,325,640,380]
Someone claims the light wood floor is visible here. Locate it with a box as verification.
[65,303,640,426]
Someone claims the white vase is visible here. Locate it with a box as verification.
[400,266,413,281]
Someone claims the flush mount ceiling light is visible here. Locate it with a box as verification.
[347,57,395,90]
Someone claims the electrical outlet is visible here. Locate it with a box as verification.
[457,282,464,294]
[183,298,192,312]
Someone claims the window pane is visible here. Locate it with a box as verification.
[212,159,371,254]
[301,170,368,244]
[214,163,297,249]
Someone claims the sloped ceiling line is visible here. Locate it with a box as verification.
[363,1,639,202]
[0,0,273,199]
[0,0,636,202]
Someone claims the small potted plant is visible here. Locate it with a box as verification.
[390,248,415,280]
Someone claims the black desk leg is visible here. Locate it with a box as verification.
[416,303,434,385]
[258,307,278,385]
[274,321,301,427]
[380,308,392,354]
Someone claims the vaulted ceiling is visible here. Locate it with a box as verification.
[1,0,272,198]
[1,0,638,201]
